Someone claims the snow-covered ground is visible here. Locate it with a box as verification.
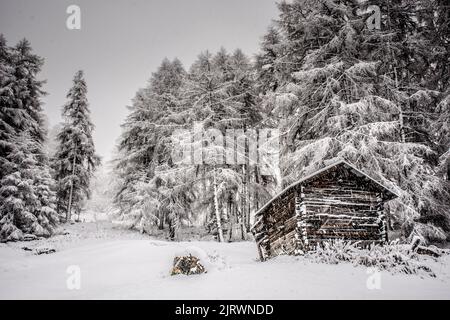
[0,221,449,300]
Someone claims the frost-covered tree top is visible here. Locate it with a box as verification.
[62,70,94,137]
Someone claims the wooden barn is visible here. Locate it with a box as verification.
[251,160,398,261]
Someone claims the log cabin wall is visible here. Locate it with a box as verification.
[261,191,297,258]
[297,187,385,251]
[297,165,388,250]
[252,189,298,260]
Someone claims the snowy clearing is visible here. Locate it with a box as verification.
[0,222,449,300]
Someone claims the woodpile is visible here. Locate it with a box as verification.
[171,254,206,276]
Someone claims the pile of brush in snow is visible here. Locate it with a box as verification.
[304,239,449,277]
[171,254,206,276]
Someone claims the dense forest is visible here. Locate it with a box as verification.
[1,0,449,245]
[112,0,450,244]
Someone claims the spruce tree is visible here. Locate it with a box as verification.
[0,36,58,241]
[0,133,58,241]
[0,34,15,176]
[52,70,99,221]
[1,37,46,174]
[254,26,284,94]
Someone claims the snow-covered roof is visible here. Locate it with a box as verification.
[253,159,399,220]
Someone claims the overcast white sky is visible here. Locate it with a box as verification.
[0,0,279,162]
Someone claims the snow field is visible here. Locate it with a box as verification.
[1,234,450,299]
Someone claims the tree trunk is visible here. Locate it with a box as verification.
[394,66,406,144]
[254,166,260,211]
[399,109,406,143]
[213,170,224,242]
[158,210,165,230]
[240,209,246,240]
[447,161,450,181]
[227,196,233,241]
[168,212,179,241]
[246,167,252,232]
[66,151,76,222]
[240,165,248,239]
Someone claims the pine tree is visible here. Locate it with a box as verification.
[114,50,270,241]
[52,70,99,221]
[114,58,189,236]
[1,133,37,240]
[0,36,58,241]
[11,39,47,143]
[255,26,284,94]
[1,37,45,175]
[260,0,449,242]
[179,49,268,240]
[0,34,15,177]
[181,51,236,241]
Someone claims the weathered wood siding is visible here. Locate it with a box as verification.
[253,190,301,260]
[298,165,387,250]
[260,191,297,258]
[253,162,392,260]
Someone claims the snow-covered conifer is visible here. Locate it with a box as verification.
[52,70,100,221]
[0,36,57,241]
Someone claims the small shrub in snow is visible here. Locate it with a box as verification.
[305,240,440,277]
[407,222,447,245]
[308,240,356,264]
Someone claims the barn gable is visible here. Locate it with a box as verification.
[252,160,398,260]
